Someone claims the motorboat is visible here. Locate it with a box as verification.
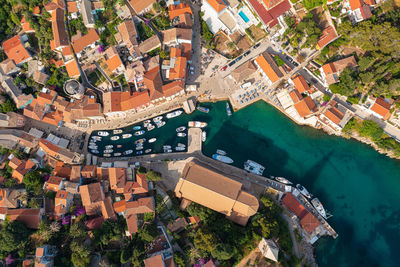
[145,149,152,153]
[124,150,133,155]
[88,146,98,150]
[311,198,327,219]
[113,129,123,134]
[135,145,143,150]
[91,150,99,154]
[149,138,157,143]
[202,131,206,142]
[103,149,113,153]
[177,132,186,137]
[197,106,210,113]
[175,146,185,151]
[104,153,111,157]
[212,154,233,164]
[176,126,186,132]
[147,124,155,131]
[163,145,171,149]
[114,153,121,156]
[166,110,183,119]
[275,177,292,184]
[216,149,226,156]
[134,138,146,145]
[136,151,143,155]
[133,126,141,130]
[164,149,172,153]
[89,142,97,146]
[188,121,207,128]
[110,136,120,141]
[156,121,166,128]
[226,102,232,116]
[153,116,163,122]
[98,131,109,136]
[134,130,145,136]
[143,120,151,127]
[105,145,113,149]
[177,143,185,147]
[117,145,122,148]
[244,160,265,175]
[122,134,132,139]
[296,184,311,199]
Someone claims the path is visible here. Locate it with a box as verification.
[282,213,301,261]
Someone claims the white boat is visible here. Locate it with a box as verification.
[134,138,146,145]
[177,132,186,137]
[105,145,113,149]
[145,149,152,153]
[103,149,113,153]
[91,136,102,141]
[164,149,172,153]
[98,131,109,136]
[275,177,292,184]
[143,120,151,127]
[89,142,96,146]
[244,160,265,175]
[188,121,207,128]
[197,106,210,113]
[163,145,171,149]
[88,146,98,150]
[166,110,183,119]
[212,154,233,164]
[216,149,226,156]
[226,102,232,116]
[156,121,166,128]
[176,126,186,132]
[114,153,122,156]
[147,124,155,131]
[122,134,132,139]
[202,131,206,142]
[104,153,111,157]
[134,130,145,136]
[296,184,311,199]
[133,126,141,130]
[177,143,185,147]
[175,146,185,151]
[113,129,123,134]
[124,150,133,155]
[110,136,120,141]
[135,145,143,150]
[149,138,157,143]
[91,150,99,154]
[311,198,327,219]
[153,116,163,122]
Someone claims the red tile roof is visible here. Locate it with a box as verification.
[294,96,317,118]
[349,0,363,10]
[65,59,80,77]
[50,8,68,50]
[71,29,100,53]
[282,193,308,219]
[168,3,192,19]
[2,35,31,65]
[299,212,320,234]
[317,26,338,49]
[371,97,391,119]
[206,0,226,13]
[247,0,290,27]
[292,74,310,94]
[7,208,41,229]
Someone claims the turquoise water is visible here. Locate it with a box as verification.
[93,101,400,266]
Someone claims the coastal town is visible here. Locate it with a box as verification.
[0,0,399,266]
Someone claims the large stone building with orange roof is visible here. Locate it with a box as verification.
[50,7,69,51]
[128,0,156,14]
[319,99,351,131]
[1,34,32,66]
[254,52,284,85]
[289,89,318,118]
[346,0,374,23]
[320,56,358,86]
[368,97,392,120]
[79,182,115,219]
[316,25,338,49]
[290,74,311,94]
[104,46,125,75]
[39,139,82,165]
[8,154,36,183]
[71,28,100,58]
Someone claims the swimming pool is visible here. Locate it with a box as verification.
[239,10,250,23]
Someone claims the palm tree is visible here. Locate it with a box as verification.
[49,221,61,233]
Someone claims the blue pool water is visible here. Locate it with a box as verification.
[239,10,250,23]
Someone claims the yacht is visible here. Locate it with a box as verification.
[156,121,166,128]
[212,154,233,164]
[113,153,121,157]
[145,149,152,153]
[226,102,232,116]
[177,132,186,137]
[202,131,206,142]
[153,116,163,122]
[163,145,172,149]
[311,198,327,219]
[166,110,183,119]
[134,130,145,136]
[147,124,155,131]
[188,121,207,128]
[122,134,132,139]
[98,131,109,136]
[91,136,102,141]
[143,120,151,127]
[149,138,157,143]
[275,177,292,184]
[103,153,111,157]
[113,129,123,134]
[110,136,120,141]
[296,184,311,199]
[134,138,146,145]
[197,106,210,113]
[88,146,98,150]
[216,149,226,156]
[164,149,172,153]
[105,145,113,149]
[124,150,133,155]
[176,126,186,132]
[177,143,185,147]
[133,126,141,130]
[89,142,97,146]
[175,146,185,151]
[135,145,144,150]
[244,160,265,175]
[103,149,113,153]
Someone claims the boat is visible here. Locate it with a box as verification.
[147,124,155,131]
[188,121,207,128]
[134,138,146,145]
[113,129,123,134]
[176,126,186,132]
[88,146,98,150]
[105,145,113,149]
[91,150,99,154]
[275,177,292,184]
[311,198,327,219]
[212,154,234,164]
[117,145,122,148]
[149,138,157,143]
[143,120,151,127]
[202,131,206,142]
[133,126,141,130]
[156,121,166,128]
[164,149,172,153]
[177,132,186,137]
[110,136,120,141]
[89,142,97,146]
[296,184,311,199]
[122,134,132,139]
[145,149,152,153]
[226,102,232,116]
[134,130,145,136]
[103,149,113,153]
[135,145,143,150]
[197,106,210,113]
[244,160,265,175]
[136,151,143,155]
[166,110,183,119]
[153,116,163,122]
[216,149,226,156]
[98,131,109,136]
[175,146,185,151]
[114,153,121,156]
[163,145,171,149]
[123,150,133,155]
[103,153,111,157]
[177,143,185,147]
[91,136,102,141]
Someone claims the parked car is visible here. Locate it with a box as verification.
[254,43,261,49]
[221,66,227,71]
[79,142,84,150]
[244,51,250,56]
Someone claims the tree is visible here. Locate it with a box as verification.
[139,223,158,242]
[146,170,162,181]
[70,241,92,267]
[69,222,87,239]
[137,166,147,174]
[159,50,169,59]
[211,243,234,260]
[0,99,17,113]
[174,251,185,266]
[4,178,18,188]
[193,227,219,253]
[187,203,218,222]
[22,170,43,194]
[0,221,30,256]
[359,120,383,141]
[258,217,279,238]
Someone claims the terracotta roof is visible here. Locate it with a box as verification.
[33,71,50,85]
[161,80,184,98]
[322,56,358,85]
[44,176,64,191]
[364,0,375,5]
[113,199,126,213]
[67,1,78,13]
[299,212,320,234]
[255,52,283,83]
[103,91,150,113]
[289,89,303,103]
[0,189,18,208]
[50,8,68,50]
[247,0,290,26]
[44,0,64,11]
[101,196,115,219]
[117,19,138,48]
[79,183,104,207]
[294,96,317,118]
[139,35,161,53]
[322,63,336,76]
[168,3,193,19]
[168,56,187,80]
[81,165,96,178]
[231,61,257,82]
[109,168,127,193]
[162,28,192,45]
[181,43,192,60]
[349,0,363,10]
[125,197,155,214]
[65,59,80,77]
[317,26,338,48]
[85,216,104,229]
[144,255,164,267]
[167,217,188,232]
[263,0,282,8]
[2,35,31,65]
[291,74,310,94]
[105,46,124,72]
[128,0,156,14]
[54,163,71,178]
[126,212,138,234]
[21,16,35,33]
[178,13,193,28]
[282,193,307,218]
[144,67,164,100]
[0,58,17,74]
[323,102,344,125]
[7,208,41,229]
[360,5,372,19]
[71,28,100,53]
[69,166,81,182]
[206,0,226,13]
[371,97,391,119]
[33,6,41,14]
